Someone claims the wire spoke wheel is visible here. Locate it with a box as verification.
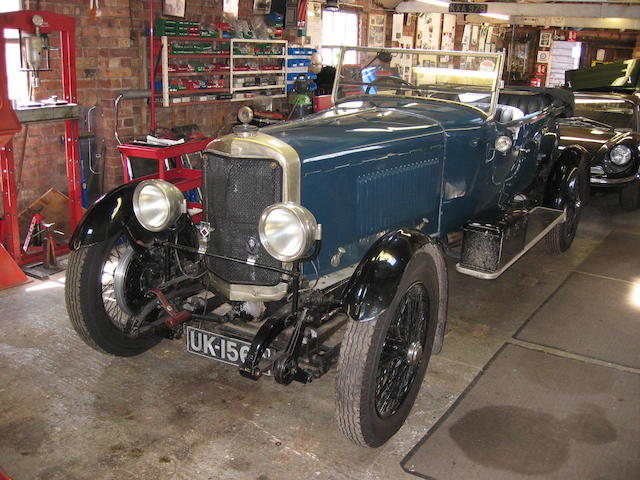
[100,239,146,331]
[375,283,429,418]
[336,243,445,447]
[65,234,163,357]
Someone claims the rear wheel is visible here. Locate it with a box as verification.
[65,235,162,356]
[620,181,640,210]
[546,162,583,254]
[336,248,440,447]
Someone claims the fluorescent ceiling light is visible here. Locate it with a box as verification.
[480,13,510,21]
[416,0,450,7]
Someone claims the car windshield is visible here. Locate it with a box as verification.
[332,47,504,115]
[574,97,636,130]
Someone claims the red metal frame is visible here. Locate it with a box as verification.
[116,138,210,222]
[149,0,156,132]
[0,11,82,265]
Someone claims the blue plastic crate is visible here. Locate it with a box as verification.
[287,58,311,68]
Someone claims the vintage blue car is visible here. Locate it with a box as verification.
[65,47,584,447]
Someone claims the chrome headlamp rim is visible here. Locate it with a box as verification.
[258,202,318,262]
[495,135,512,153]
[609,144,632,166]
[133,179,185,232]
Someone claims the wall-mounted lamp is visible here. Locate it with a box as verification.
[325,0,339,12]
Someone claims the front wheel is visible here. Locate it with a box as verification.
[65,235,162,356]
[336,246,442,447]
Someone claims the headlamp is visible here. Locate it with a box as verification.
[259,203,320,262]
[610,144,632,166]
[133,179,185,232]
[495,135,512,153]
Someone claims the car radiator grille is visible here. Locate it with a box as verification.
[203,154,283,286]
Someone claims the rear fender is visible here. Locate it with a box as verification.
[341,229,449,353]
[69,182,153,249]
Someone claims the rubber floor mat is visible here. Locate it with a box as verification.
[401,344,640,480]
[515,272,640,369]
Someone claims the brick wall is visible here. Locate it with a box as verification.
[14,0,278,212]
[12,0,404,216]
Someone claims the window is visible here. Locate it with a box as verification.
[2,0,29,102]
[321,10,358,67]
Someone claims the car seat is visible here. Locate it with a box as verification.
[498,92,552,115]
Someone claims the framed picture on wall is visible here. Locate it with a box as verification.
[537,50,550,63]
[163,0,186,17]
[539,32,552,48]
[368,14,386,48]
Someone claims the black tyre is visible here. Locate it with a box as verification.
[546,162,583,254]
[620,181,640,210]
[65,235,161,356]
[336,245,443,447]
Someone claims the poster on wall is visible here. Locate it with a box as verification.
[461,24,471,51]
[416,13,441,67]
[368,14,386,48]
[223,0,239,18]
[392,13,404,42]
[416,12,441,51]
[471,25,480,49]
[391,35,414,82]
[441,14,456,51]
[478,24,489,52]
[535,63,548,76]
[163,0,185,17]
[306,2,322,50]
[485,26,493,52]
[539,31,552,48]
[537,50,550,63]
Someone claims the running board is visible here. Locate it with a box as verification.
[456,207,565,280]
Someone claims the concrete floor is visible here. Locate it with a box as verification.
[0,192,638,480]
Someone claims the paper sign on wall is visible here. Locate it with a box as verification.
[392,13,404,42]
[441,14,456,52]
[392,35,414,82]
[368,14,386,48]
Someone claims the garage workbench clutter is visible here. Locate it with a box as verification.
[1,1,639,479]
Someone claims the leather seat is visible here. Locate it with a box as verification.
[498,93,552,115]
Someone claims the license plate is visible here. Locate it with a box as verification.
[186,326,275,368]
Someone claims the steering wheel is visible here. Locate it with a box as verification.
[365,76,418,95]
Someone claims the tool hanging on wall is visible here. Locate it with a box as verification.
[19,13,49,93]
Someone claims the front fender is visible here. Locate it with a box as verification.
[341,229,448,353]
[69,182,153,249]
[545,150,583,208]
